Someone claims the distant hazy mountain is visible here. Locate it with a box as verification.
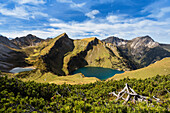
[11,34,44,48]
[103,35,170,68]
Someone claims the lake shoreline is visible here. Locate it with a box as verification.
[72,67,124,80]
[9,66,36,73]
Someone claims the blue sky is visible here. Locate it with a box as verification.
[0,0,170,43]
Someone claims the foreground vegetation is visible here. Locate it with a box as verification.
[0,74,170,112]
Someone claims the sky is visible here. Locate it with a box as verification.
[0,0,170,43]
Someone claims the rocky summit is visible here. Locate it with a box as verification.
[103,35,170,68]
[11,34,44,48]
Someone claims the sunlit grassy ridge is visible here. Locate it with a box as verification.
[85,42,128,70]
[40,33,66,56]
[108,57,170,80]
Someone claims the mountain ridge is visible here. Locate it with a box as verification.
[11,34,44,48]
[0,33,170,76]
[102,35,170,68]
[24,33,132,76]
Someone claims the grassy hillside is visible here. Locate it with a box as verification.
[15,69,100,85]
[108,57,170,80]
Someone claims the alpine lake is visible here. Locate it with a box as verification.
[72,67,124,80]
[10,67,124,80]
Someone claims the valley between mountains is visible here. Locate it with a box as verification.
[0,33,170,84]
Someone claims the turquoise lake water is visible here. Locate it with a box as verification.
[9,67,34,73]
[72,67,124,80]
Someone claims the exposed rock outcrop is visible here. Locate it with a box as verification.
[103,35,170,68]
[0,35,19,49]
[0,36,28,72]
[12,34,44,48]
[102,36,128,46]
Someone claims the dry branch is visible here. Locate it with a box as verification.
[109,83,160,104]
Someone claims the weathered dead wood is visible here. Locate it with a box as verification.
[165,88,170,94]
[109,83,160,104]
[153,96,161,102]
[109,91,126,100]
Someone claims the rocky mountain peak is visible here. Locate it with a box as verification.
[53,33,71,41]
[102,36,128,46]
[27,34,36,37]
[12,34,44,47]
[131,35,159,49]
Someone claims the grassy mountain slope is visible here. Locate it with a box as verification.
[17,69,99,85]
[25,33,132,76]
[107,57,170,80]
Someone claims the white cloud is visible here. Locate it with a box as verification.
[56,0,72,3]
[47,14,170,43]
[14,0,46,5]
[0,4,48,19]
[49,18,61,22]
[57,0,86,8]
[106,15,121,23]
[85,10,100,19]
[142,0,170,20]
[0,6,29,19]
[2,12,170,43]
[1,30,50,39]
[2,15,170,44]
[32,12,48,17]
[70,2,86,8]
[148,7,170,18]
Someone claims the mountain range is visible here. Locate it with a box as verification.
[103,35,170,68]
[0,33,170,76]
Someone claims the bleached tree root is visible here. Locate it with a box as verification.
[109,83,161,104]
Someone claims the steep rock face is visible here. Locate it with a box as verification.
[0,36,28,72]
[103,35,170,68]
[65,38,99,74]
[129,36,159,56]
[0,36,19,49]
[130,36,159,49]
[42,33,74,76]
[28,33,132,76]
[12,34,44,48]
